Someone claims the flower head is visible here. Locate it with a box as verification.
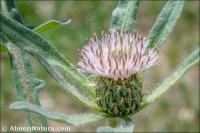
[77,30,158,81]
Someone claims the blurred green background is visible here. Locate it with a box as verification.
[1,1,199,132]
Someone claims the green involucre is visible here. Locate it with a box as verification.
[96,74,143,116]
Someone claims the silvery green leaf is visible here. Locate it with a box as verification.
[33,19,71,33]
[137,48,199,113]
[0,13,98,110]
[111,0,140,31]
[10,101,107,126]
[148,0,184,48]
[0,0,48,127]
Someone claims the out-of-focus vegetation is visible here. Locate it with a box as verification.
[1,1,199,132]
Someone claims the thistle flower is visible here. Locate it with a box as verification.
[77,30,158,116]
[77,30,158,81]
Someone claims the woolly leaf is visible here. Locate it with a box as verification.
[148,0,184,48]
[0,0,48,127]
[0,13,98,110]
[138,48,200,113]
[111,0,140,31]
[10,101,107,126]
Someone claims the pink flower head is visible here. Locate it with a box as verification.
[77,30,158,81]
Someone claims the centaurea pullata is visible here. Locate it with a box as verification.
[77,30,158,116]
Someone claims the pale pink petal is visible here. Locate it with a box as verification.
[77,30,158,80]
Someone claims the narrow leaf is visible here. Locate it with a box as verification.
[10,101,107,126]
[111,0,140,31]
[148,0,184,48]
[137,48,199,113]
[1,0,48,127]
[0,13,98,110]
[33,19,71,33]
